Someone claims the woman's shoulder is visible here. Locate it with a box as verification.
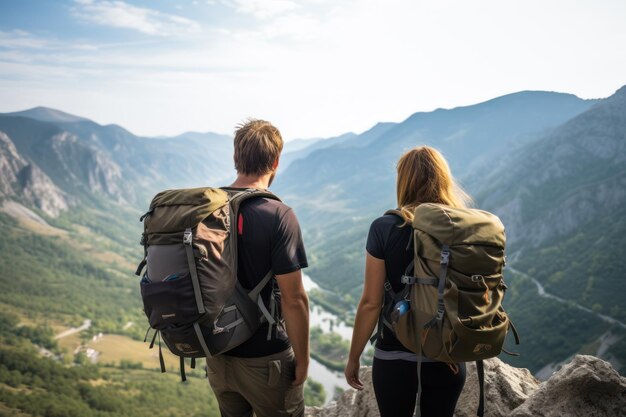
[370,212,405,234]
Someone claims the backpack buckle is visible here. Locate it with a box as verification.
[384,281,393,292]
[440,250,450,265]
[183,230,193,246]
[401,275,416,285]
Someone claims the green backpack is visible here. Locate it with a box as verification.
[135,187,282,381]
[381,203,519,417]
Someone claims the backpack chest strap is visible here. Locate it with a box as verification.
[401,276,437,286]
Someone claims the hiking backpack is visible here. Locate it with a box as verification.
[376,203,520,417]
[135,187,281,380]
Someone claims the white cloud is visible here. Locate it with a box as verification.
[222,0,299,19]
[70,0,201,37]
[0,30,52,49]
[1,0,625,140]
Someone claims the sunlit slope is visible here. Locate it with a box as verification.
[477,85,626,322]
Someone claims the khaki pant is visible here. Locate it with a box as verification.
[206,347,304,417]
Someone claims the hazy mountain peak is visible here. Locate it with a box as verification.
[410,90,590,121]
[4,106,91,124]
[611,84,626,95]
[478,90,588,106]
[608,84,626,101]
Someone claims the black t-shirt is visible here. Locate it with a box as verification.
[223,191,308,357]
[366,213,413,352]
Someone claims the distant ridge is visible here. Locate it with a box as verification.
[3,106,91,124]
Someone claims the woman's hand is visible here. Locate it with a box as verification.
[345,253,385,391]
[344,357,364,390]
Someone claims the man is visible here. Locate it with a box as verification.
[206,119,310,417]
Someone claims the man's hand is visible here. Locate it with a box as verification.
[293,357,309,386]
[275,269,310,387]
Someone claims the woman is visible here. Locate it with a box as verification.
[345,146,471,417]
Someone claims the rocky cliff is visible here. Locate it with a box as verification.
[0,112,236,217]
[0,131,69,217]
[305,355,625,417]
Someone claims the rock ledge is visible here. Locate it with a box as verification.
[306,355,626,417]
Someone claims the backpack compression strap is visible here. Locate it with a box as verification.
[248,270,278,340]
[477,360,485,417]
[184,227,206,315]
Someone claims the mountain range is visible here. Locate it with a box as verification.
[0,108,235,216]
[0,87,624,379]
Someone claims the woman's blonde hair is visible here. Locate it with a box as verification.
[396,146,472,223]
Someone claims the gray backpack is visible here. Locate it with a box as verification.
[135,187,280,380]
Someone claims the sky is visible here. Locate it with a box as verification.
[0,0,625,140]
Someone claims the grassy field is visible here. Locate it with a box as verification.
[87,334,204,377]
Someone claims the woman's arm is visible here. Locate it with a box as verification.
[345,252,386,389]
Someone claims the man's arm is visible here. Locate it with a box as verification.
[275,269,310,386]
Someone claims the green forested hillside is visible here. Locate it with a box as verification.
[0,206,145,338]
[0,200,329,414]
[0,311,220,417]
[475,87,626,322]
[513,205,626,322]
[502,274,624,374]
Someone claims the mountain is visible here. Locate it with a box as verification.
[0,86,622,392]
[0,111,235,216]
[271,88,626,373]
[471,86,626,372]
[0,108,239,417]
[274,91,597,233]
[280,132,358,172]
[478,86,626,251]
[476,86,626,318]
[0,131,69,217]
[5,106,91,123]
[273,90,598,297]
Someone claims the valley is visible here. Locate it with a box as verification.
[1,85,625,416]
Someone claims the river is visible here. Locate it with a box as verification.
[508,266,626,330]
[302,274,352,403]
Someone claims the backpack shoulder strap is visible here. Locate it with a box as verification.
[224,188,281,215]
[384,208,403,218]
[223,188,284,340]
[384,208,416,253]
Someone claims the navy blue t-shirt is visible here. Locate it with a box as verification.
[223,191,308,357]
[366,213,413,353]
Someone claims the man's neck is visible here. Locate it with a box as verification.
[229,173,273,190]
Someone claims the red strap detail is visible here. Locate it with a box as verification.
[238,213,243,235]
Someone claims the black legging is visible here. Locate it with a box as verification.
[372,358,466,417]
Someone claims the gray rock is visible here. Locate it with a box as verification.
[305,356,624,417]
[0,131,69,217]
[456,358,539,417]
[305,358,539,417]
[510,355,626,417]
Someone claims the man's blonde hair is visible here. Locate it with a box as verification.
[233,119,283,176]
